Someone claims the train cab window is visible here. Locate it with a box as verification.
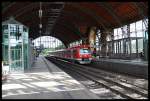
[80,49,90,54]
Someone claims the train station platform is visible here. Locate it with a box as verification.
[91,58,148,79]
[93,58,148,65]
[2,56,99,99]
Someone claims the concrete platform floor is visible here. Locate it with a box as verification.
[2,56,99,99]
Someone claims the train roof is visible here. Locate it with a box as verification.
[68,44,90,49]
[48,45,90,53]
[48,49,66,53]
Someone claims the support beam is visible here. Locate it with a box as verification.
[100,28,107,57]
[2,2,16,13]
[98,2,123,27]
[71,4,109,31]
[54,21,82,39]
[98,3,128,41]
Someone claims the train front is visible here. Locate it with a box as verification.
[77,47,92,64]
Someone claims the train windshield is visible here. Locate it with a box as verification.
[80,49,90,54]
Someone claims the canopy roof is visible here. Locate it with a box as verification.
[2,2,148,46]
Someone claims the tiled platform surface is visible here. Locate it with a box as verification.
[2,56,99,99]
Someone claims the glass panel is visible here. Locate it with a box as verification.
[19,25,23,32]
[142,20,147,30]
[130,32,136,37]
[116,42,118,53]
[130,22,135,32]
[144,30,148,40]
[2,25,8,35]
[138,39,143,53]
[10,44,23,72]
[122,27,127,38]
[2,25,8,30]
[121,40,123,53]
[114,29,118,36]
[118,41,120,53]
[123,33,128,38]
[3,45,9,65]
[10,24,17,32]
[114,35,118,40]
[118,34,122,39]
[24,43,28,69]
[10,32,16,36]
[114,42,116,53]
[137,31,143,37]
[2,25,9,66]
[118,28,122,35]
[3,34,9,44]
[80,49,90,54]
[131,40,136,53]
[136,20,142,31]
[32,36,66,49]
[127,41,130,54]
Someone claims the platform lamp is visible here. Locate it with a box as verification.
[39,2,43,50]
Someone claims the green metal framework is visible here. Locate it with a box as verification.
[2,17,29,72]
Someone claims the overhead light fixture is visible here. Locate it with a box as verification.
[39,9,42,18]
[39,30,41,34]
[39,8,42,18]
[39,24,42,29]
[39,2,42,18]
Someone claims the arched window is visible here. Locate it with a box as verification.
[32,36,65,50]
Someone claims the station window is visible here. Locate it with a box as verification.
[10,26,15,32]
[142,19,148,30]
[118,28,122,39]
[136,20,142,31]
[120,40,123,53]
[137,31,143,37]
[114,42,117,53]
[130,32,136,37]
[114,29,118,40]
[125,41,130,54]
[131,40,136,53]
[138,39,143,53]
[19,25,23,32]
[108,18,147,58]
[2,25,8,31]
[122,25,128,38]
[130,22,135,32]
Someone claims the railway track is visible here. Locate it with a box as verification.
[86,63,148,91]
[46,57,148,99]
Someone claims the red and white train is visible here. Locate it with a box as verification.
[49,45,92,64]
